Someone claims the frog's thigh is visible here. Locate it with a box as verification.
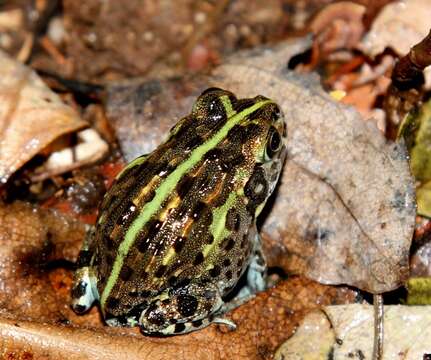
[71,229,99,313]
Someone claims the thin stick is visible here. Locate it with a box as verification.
[372,293,384,360]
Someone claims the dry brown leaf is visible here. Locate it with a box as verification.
[0,201,88,324]
[0,49,88,184]
[106,38,416,293]
[0,275,357,360]
[276,304,431,359]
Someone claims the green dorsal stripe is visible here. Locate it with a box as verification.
[100,98,272,308]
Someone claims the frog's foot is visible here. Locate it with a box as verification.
[138,281,228,335]
[71,250,99,314]
[211,316,237,330]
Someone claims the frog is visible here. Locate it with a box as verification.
[71,87,287,335]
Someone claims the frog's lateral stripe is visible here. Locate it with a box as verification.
[100,98,273,309]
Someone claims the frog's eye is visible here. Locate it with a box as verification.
[265,126,282,159]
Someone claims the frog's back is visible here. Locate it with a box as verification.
[94,89,284,317]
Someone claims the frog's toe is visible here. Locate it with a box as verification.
[211,316,236,330]
[71,268,98,313]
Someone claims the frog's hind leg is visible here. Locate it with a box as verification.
[71,228,100,313]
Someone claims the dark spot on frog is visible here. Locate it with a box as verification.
[192,319,203,328]
[119,265,133,281]
[191,201,206,220]
[380,222,387,229]
[174,323,186,333]
[129,290,151,298]
[226,209,241,232]
[184,135,203,151]
[223,258,231,267]
[209,265,221,278]
[193,252,204,265]
[147,308,166,326]
[220,152,246,173]
[76,250,93,268]
[177,294,198,317]
[106,297,120,310]
[225,270,232,280]
[71,281,87,299]
[233,98,256,113]
[155,265,167,277]
[173,236,186,253]
[176,175,194,199]
[245,165,268,212]
[221,238,235,252]
[104,234,115,250]
[240,234,248,248]
[172,277,191,290]
[168,275,177,286]
[204,148,222,161]
[162,298,171,305]
[116,201,137,226]
[206,234,214,244]
[227,124,247,143]
[145,189,156,202]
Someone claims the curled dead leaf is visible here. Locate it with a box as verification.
[0,49,88,184]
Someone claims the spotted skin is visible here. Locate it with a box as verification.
[71,88,287,335]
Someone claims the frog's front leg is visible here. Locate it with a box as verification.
[71,228,99,314]
[139,280,235,335]
[222,232,267,313]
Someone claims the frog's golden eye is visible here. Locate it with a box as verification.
[265,126,282,159]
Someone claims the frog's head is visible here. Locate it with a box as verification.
[186,88,288,216]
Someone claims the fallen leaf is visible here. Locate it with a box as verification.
[277,304,431,359]
[274,310,334,360]
[0,49,88,184]
[0,201,88,324]
[0,275,357,360]
[106,38,416,293]
[310,1,366,54]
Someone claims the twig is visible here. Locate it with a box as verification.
[372,293,384,360]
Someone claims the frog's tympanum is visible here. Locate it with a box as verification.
[71,88,287,335]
